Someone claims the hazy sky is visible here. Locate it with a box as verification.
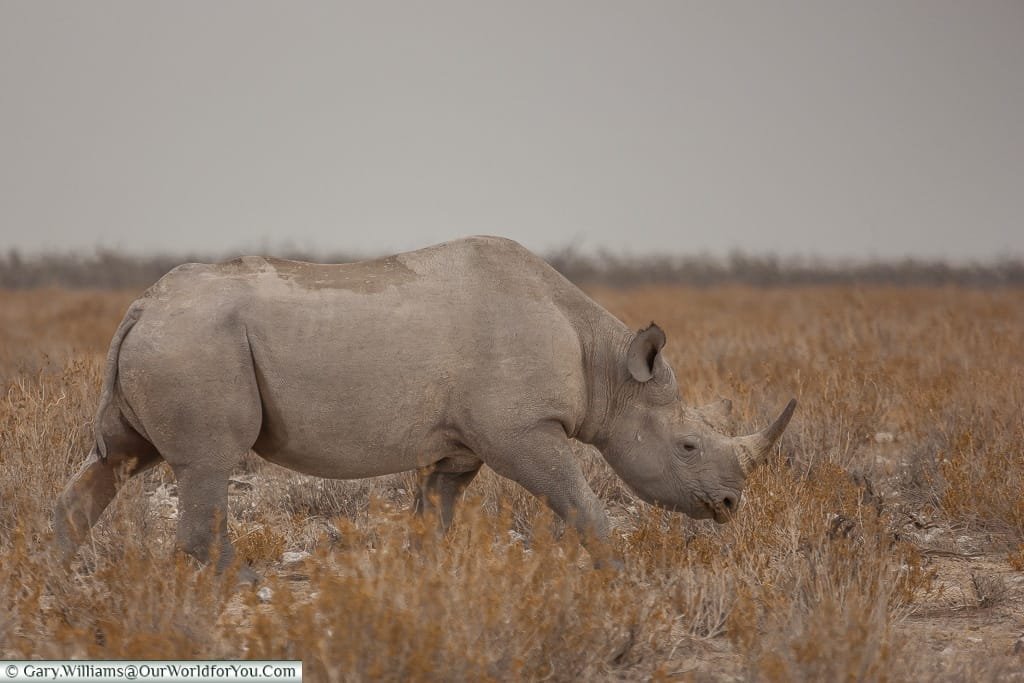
[1,1,1022,260]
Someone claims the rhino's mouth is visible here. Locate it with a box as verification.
[625,482,732,523]
[705,500,733,524]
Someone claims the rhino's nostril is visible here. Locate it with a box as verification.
[722,494,737,511]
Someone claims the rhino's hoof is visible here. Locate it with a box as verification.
[235,564,261,587]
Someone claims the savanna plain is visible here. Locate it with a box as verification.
[1,282,1022,681]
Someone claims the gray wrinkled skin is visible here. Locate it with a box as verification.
[53,236,795,572]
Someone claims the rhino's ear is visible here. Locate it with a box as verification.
[627,323,666,382]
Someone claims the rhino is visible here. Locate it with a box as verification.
[54,236,795,572]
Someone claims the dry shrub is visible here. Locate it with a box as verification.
[278,474,413,521]
[719,464,928,681]
[933,390,1024,535]
[0,359,102,542]
[1,513,240,661]
[245,505,676,681]
[233,523,289,566]
[1008,545,1024,572]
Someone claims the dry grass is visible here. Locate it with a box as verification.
[1,285,1022,680]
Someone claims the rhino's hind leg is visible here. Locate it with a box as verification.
[116,322,262,580]
[53,447,160,566]
[413,458,483,533]
[169,460,240,574]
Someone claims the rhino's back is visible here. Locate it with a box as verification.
[145,235,567,301]
[120,237,591,478]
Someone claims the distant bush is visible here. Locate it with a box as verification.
[547,246,1024,288]
[1,245,1022,289]
[0,248,356,289]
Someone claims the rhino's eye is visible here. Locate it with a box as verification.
[680,437,700,453]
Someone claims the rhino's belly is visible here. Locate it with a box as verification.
[251,409,452,480]
[253,444,419,479]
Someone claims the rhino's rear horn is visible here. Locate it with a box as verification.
[735,399,797,475]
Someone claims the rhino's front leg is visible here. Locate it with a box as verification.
[477,421,618,568]
[414,462,483,534]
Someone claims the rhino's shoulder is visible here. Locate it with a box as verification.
[449,235,539,262]
[428,235,560,281]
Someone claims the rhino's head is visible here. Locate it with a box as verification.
[598,323,796,523]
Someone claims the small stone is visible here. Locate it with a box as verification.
[874,432,895,444]
[282,550,311,565]
[257,586,273,603]
[320,520,342,542]
[149,484,179,520]
[507,530,528,545]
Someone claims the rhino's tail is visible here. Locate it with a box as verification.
[93,299,145,461]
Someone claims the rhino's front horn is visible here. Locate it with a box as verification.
[735,399,797,475]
